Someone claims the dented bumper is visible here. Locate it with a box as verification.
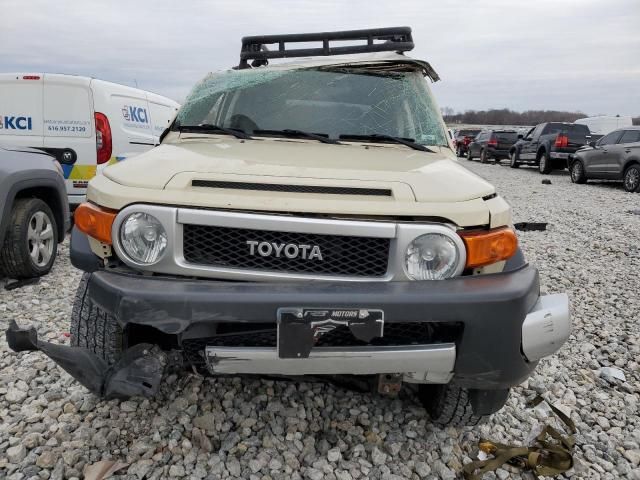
[6,263,570,396]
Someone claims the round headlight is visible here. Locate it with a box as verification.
[405,233,461,280]
[119,212,168,265]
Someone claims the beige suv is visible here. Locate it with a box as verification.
[7,28,570,426]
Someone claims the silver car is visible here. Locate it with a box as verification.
[569,126,640,192]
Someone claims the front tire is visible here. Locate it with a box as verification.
[538,151,552,174]
[570,160,587,184]
[0,198,58,279]
[480,149,488,164]
[509,150,520,168]
[70,274,123,364]
[623,164,640,192]
[456,145,463,157]
[466,149,473,161]
[419,384,508,427]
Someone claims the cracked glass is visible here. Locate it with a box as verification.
[176,64,448,146]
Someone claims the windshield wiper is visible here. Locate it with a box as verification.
[254,129,341,145]
[339,133,435,153]
[178,124,253,140]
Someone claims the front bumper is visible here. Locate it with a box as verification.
[6,264,570,396]
[82,264,569,389]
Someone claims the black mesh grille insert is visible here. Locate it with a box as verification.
[183,225,390,277]
[191,180,392,197]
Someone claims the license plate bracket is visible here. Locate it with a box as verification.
[277,308,384,359]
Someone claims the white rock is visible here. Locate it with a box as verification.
[7,445,27,463]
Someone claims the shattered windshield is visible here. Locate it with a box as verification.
[175,65,448,146]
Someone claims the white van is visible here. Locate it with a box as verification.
[575,115,633,136]
[0,73,180,205]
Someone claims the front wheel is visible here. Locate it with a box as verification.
[456,145,463,157]
[466,149,473,161]
[480,149,488,164]
[538,152,552,174]
[623,164,640,192]
[509,151,520,168]
[569,160,587,184]
[71,274,123,364]
[0,198,58,279]
[418,384,509,427]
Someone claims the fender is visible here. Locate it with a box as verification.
[623,157,640,173]
[536,143,549,160]
[0,176,68,247]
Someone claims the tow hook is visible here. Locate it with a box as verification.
[377,373,403,396]
[6,320,167,399]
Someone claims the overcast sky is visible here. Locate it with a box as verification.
[2,0,639,116]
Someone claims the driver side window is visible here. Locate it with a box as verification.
[529,124,544,139]
[523,127,535,140]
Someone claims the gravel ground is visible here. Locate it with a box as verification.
[1,161,639,480]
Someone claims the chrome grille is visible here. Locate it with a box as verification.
[182,224,390,277]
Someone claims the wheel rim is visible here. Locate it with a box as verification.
[625,167,640,191]
[27,211,54,267]
[571,162,583,181]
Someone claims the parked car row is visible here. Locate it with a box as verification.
[454,123,640,192]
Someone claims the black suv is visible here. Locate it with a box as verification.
[453,129,481,157]
[467,130,519,163]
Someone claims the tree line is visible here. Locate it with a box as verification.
[441,108,590,126]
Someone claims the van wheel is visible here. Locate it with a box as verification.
[570,160,587,184]
[0,198,58,279]
[538,152,552,174]
[418,384,508,427]
[623,164,640,192]
[480,149,488,164]
[70,273,123,364]
[456,146,463,157]
[466,149,473,161]
[509,151,520,168]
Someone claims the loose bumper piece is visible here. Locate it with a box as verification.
[6,320,166,399]
[521,293,571,362]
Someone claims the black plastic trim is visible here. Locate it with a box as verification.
[70,227,102,273]
[191,180,392,196]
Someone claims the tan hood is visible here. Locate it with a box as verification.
[90,135,508,227]
[104,135,495,203]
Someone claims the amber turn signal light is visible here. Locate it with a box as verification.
[74,202,117,244]
[459,227,518,268]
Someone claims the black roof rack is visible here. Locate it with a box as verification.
[238,27,414,69]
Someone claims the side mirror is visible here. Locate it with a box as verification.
[517,134,524,139]
[588,141,597,148]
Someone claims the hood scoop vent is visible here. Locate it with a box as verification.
[192,180,392,197]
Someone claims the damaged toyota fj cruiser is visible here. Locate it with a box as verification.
[7,27,571,427]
